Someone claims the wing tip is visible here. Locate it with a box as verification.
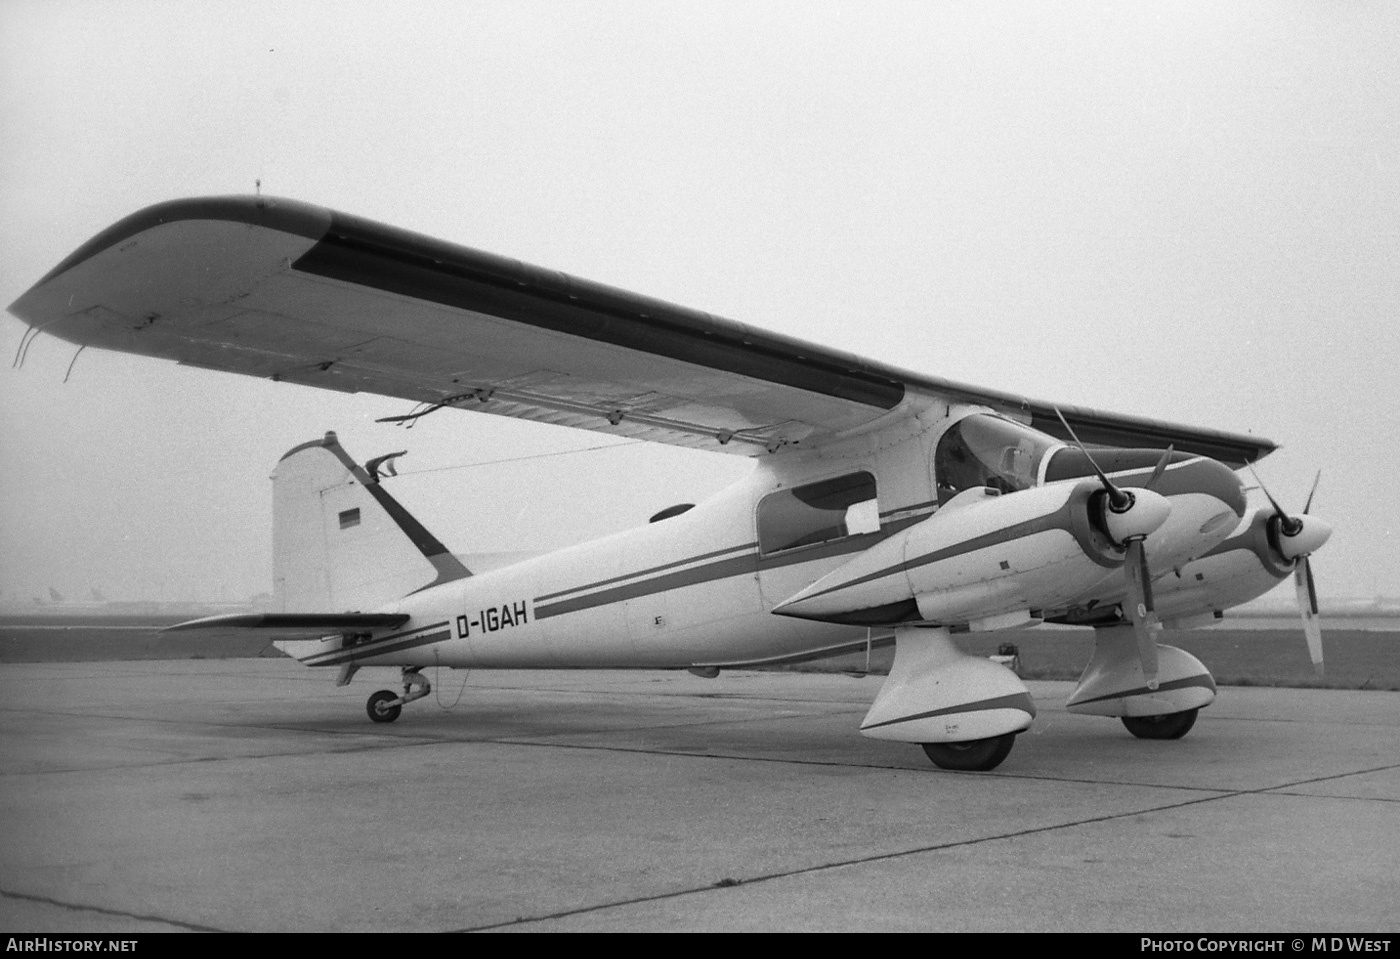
[23,194,333,293]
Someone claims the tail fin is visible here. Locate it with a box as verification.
[272,432,470,612]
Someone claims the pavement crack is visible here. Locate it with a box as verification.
[0,885,228,933]
[452,763,1400,931]
[1255,761,1400,791]
[453,791,1235,931]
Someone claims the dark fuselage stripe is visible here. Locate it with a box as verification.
[303,630,453,667]
[533,541,757,603]
[534,552,760,620]
[300,621,451,665]
[536,505,940,606]
[533,514,929,621]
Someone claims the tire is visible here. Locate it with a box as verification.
[366,689,402,724]
[921,733,1016,771]
[1121,708,1197,740]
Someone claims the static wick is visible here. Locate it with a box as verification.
[63,344,87,383]
[256,179,261,197]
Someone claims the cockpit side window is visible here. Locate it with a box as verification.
[757,472,878,555]
[934,415,1057,503]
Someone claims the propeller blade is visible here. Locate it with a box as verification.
[1055,407,1131,511]
[1295,557,1324,675]
[1145,445,1175,491]
[1303,470,1321,515]
[1124,538,1160,690]
[1246,464,1288,518]
[1247,464,1302,535]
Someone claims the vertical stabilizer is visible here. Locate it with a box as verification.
[272,432,470,612]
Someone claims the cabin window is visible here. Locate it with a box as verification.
[757,472,878,555]
[934,414,1056,503]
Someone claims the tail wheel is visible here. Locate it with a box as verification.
[366,690,402,724]
[921,733,1016,771]
[1121,708,1197,740]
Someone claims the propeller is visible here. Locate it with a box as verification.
[1249,467,1331,675]
[1123,537,1162,689]
[1056,409,1173,689]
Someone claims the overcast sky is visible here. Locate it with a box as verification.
[2,1,1396,608]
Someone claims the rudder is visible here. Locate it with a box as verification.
[272,432,469,612]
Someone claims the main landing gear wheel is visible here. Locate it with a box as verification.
[366,690,402,724]
[1121,708,1197,740]
[921,733,1016,771]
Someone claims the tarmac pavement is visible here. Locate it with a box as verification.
[0,660,1395,932]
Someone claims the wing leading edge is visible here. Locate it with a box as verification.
[9,195,1276,464]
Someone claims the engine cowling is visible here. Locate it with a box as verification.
[772,479,1171,626]
[1151,506,1334,620]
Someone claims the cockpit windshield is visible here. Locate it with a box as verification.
[934,414,1059,502]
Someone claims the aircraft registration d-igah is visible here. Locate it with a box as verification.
[8,196,1332,770]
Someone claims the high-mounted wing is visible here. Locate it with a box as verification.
[9,196,1275,463]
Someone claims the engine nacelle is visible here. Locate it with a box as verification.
[774,480,1167,626]
[1150,508,1334,623]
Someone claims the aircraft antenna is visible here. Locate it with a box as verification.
[432,650,469,709]
[385,439,644,478]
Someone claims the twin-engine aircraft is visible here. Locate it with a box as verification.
[9,196,1332,770]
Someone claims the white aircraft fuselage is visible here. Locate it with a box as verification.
[277,402,1272,676]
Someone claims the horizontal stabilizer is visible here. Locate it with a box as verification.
[165,612,410,640]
